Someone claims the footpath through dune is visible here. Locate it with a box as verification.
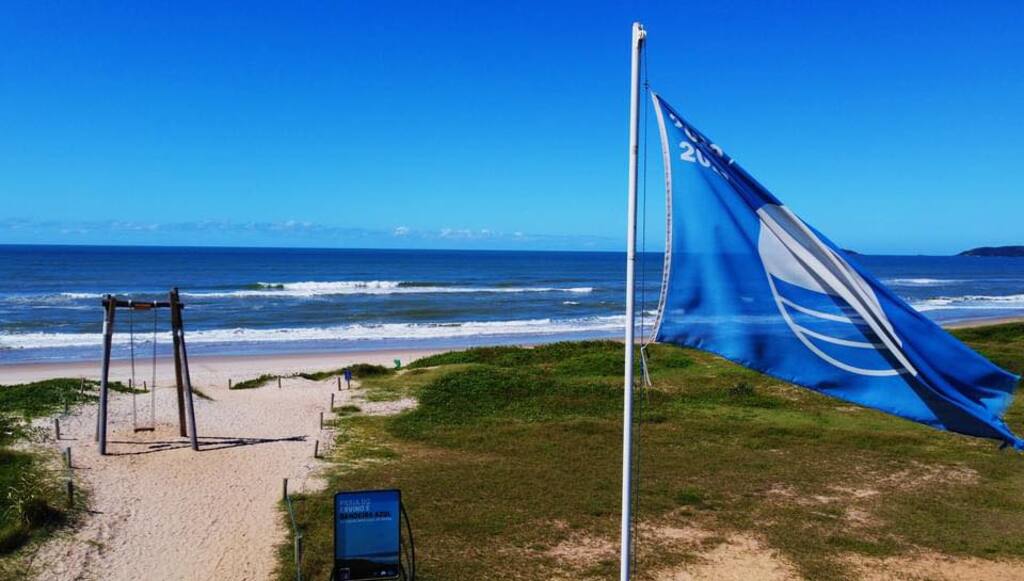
[24,350,433,581]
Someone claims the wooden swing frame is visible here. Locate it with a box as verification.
[96,288,199,455]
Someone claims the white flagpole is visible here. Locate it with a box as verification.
[620,20,645,581]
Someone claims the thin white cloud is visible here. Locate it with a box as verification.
[0,218,620,250]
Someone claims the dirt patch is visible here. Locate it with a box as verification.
[659,534,800,580]
[358,397,418,416]
[546,532,617,568]
[848,552,1024,580]
[876,462,979,490]
[642,524,713,546]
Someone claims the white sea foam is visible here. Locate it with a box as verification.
[60,292,103,299]
[913,293,1024,312]
[883,278,956,286]
[185,281,594,298]
[0,315,625,350]
[0,292,99,305]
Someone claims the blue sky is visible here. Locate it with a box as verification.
[1,1,1021,253]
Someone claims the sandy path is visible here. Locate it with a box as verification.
[22,349,440,581]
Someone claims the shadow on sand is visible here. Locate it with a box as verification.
[104,434,307,456]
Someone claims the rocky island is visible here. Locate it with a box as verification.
[958,246,1024,257]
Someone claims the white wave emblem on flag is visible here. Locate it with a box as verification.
[756,204,918,378]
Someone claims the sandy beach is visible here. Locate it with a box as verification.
[0,348,444,386]
[12,347,442,581]
[944,316,1024,329]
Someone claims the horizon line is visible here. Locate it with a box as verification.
[0,241,1011,258]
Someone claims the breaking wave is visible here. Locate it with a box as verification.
[884,278,956,286]
[912,293,1024,312]
[186,281,594,298]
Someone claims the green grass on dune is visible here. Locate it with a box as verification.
[230,374,278,390]
[231,364,394,389]
[0,378,98,572]
[280,326,1024,580]
[0,377,141,420]
[0,449,66,558]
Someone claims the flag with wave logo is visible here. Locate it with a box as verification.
[650,93,1023,448]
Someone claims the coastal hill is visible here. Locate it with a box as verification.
[958,246,1024,257]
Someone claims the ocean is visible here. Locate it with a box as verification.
[0,245,1022,364]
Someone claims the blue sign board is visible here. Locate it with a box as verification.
[344,369,353,382]
[334,489,401,581]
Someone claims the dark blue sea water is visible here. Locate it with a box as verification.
[1,245,1022,364]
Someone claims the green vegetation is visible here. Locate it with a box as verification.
[279,327,1024,580]
[230,374,278,390]
[0,451,66,557]
[0,377,136,420]
[0,378,95,572]
[235,364,394,388]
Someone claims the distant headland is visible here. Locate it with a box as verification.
[958,246,1024,257]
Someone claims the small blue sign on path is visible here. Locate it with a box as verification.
[334,489,401,581]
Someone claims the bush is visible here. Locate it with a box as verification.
[349,364,393,378]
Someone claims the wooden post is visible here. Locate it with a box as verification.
[330,393,335,410]
[295,532,303,581]
[171,289,199,451]
[65,447,72,469]
[64,394,69,415]
[54,418,61,440]
[277,376,282,389]
[314,440,319,458]
[319,412,324,430]
[337,376,341,391]
[170,292,187,438]
[98,296,117,454]
[228,378,232,389]
[66,479,74,508]
[283,478,288,501]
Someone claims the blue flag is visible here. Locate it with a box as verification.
[651,93,1023,448]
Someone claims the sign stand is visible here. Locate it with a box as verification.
[334,489,411,580]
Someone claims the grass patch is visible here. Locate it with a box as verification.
[356,366,454,402]
[237,365,395,389]
[407,340,624,370]
[230,374,278,390]
[0,378,90,566]
[0,376,112,572]
[281,325,1024,580]
[0,378,136,420]
[297,364,394,381]
[0,450,66,557]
